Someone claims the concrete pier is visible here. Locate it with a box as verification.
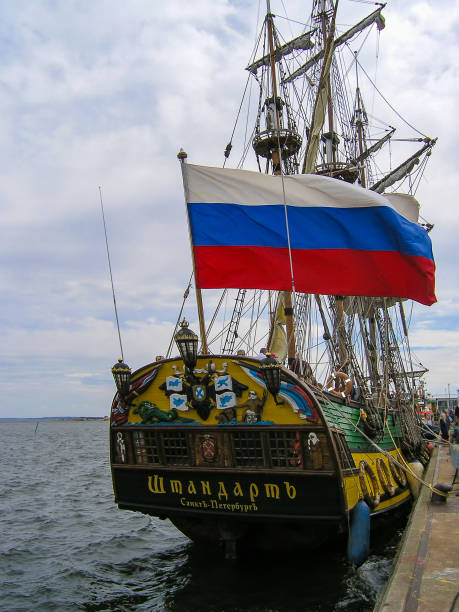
[375,444,459,611]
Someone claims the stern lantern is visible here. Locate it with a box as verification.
[111,358,131,398]
[175,318,198,370]
[261,355,282,404]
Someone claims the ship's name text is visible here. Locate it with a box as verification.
[147,475,297,505]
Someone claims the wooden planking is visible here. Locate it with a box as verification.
[320,399,401,452]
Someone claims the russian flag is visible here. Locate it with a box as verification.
[184,164,436,306]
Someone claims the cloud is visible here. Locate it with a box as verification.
[0,0,457,416]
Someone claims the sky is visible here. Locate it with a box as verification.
[0,0,458,418]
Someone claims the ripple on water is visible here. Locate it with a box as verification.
[1,421,405,612]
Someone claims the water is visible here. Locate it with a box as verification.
[1,421,403,611]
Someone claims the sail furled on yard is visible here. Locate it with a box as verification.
[351,129,394,167]
[246,30,315,75]
[370,139,436,194]
[282,7,385,85]
[183,164,436,306]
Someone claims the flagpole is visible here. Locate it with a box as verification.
[177,149,209,354]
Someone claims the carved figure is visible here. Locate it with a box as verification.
[133,401,195,424]
[243,409,258,424]
[307,432,323,469]
[289,432,303,466]
[215,407,238,423]
[238,389,267,423]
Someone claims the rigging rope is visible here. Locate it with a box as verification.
[223,75,251,168]
[99,186,125,361]
[356,58,429,139]
[316,387,449,497]
[206,289,228,339]
[166,272,193,359]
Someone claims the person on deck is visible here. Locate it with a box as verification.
[257,348,267,359]
[439,411,450,441]
[449,421,458,444]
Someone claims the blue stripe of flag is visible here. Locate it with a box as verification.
[188,202,433,261]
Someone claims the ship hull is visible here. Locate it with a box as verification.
[113,462,345,553]
[109,355,418,559]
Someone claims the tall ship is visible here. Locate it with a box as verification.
[108,0,436,563]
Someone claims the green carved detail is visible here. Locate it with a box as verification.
[133,401,196,424]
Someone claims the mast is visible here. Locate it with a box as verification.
[218,0,434,402]
[325,2,347,373]
[320,0,335,145]
[353,53,367,188]
[251,4,302,175]
[266,3,282,176]
[301,0,338,175]
[304,2,348,372]
[351,55,380,389]
[265,1,297,362]
[334,296,348,370]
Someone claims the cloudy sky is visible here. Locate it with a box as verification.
[1,0,457,418]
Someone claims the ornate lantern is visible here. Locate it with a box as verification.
[111,358,131,397]
[174,318,198,370]
[261,354,282,403]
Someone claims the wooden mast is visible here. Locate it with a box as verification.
[315,1,347,370]
[353,56,379,390]
[266,2,296,363]
[266,4,282,177]
[354,53,367,189]
[320,1,335,151]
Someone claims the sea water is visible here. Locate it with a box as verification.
[0,420,402,611]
